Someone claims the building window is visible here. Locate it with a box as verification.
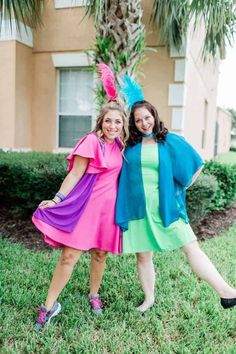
[201,99,208,149]
[58,68,94,148]
[54,0,87,9]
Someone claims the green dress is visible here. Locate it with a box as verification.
[122,143,196,253]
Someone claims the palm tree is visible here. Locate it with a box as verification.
[1,0,235,98]
[86,0,236,61]
[84,0,146,104]
[85,0,235,101]
[85,1,145,74]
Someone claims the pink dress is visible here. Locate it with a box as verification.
[32,134,123,254]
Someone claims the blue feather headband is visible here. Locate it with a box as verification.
[120,75,144,109]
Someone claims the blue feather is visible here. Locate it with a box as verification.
[120,75,144,109]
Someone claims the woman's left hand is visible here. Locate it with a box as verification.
[38,200,57,209]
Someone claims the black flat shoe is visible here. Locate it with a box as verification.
[220,297,236,309]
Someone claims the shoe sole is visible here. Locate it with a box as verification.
[35,303,62,332]
[92,308,103,315]
[47,303,62,325]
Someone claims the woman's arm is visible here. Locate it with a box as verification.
[168,134,204,188]
[39,155,89,209]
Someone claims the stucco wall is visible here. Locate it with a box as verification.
[33,1,95,53]
[15,42,33,148]
[216,108,232,153]
[140,49,173,129]
[32,53,57,151]
[0,41,16,147]
[184,54,218,158]
[184,26,219,159]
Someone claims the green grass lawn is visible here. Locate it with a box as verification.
[215,151,236,164]
[1,225,236,354]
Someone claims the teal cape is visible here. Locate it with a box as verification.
[116,133,204,230]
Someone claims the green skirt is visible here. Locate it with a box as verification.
[122,143,196,253]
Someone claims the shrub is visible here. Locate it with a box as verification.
[0,151,236,219]
[203,160,236,210]
[230,147,236,152]
[0,150,67,215]
[187,174,218,225]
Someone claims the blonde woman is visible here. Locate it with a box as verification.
[33,101,128,331]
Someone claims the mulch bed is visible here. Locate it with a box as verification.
[0,207,51,251]
[192,204,236,240]
[0,205,236,252]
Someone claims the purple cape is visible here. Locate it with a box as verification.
[33,173,97,232]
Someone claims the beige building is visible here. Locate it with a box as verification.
[216,108,232,154]
[0,0,231,159]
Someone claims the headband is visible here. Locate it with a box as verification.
[97,63,117,101]
[120,75,144,109]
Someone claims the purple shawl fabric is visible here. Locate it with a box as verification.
[33,135,122,233]
[33,173,97,232]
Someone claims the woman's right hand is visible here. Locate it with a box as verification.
[39,200,57,209]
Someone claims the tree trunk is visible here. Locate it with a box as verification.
[94,0,145,84]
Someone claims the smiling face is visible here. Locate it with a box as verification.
[133,107,155,135]
[101,109,124,142]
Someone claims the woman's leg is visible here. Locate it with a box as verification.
[182,241,236,298]
[45,246,83,309]
[89,249,107,295]
[136,252,155,312]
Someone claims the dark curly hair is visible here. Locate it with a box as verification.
[127,101,168,146]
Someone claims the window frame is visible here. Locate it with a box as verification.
[201,99,208,149]
[55,66,96,151]
[54,0,87,9]
[51,52,97,152]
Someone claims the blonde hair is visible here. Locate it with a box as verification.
[93,101,129,148]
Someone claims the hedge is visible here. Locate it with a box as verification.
[203,160,236,210]
[0,151,235,225]
[186,174,218,225]
[0,150,66,214]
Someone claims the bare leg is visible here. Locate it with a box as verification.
[136,252,155,312]
[45,246,83,309]
[182,241,236,298]
[89,249,107,295]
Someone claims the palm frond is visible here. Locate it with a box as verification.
[190,0,236,59]
[151,0,236,59]
[151,0,190,51]
[0,0,43,30]
[84,0,108,27]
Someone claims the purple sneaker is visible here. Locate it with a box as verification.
[89,294,103,315]
[35,302,61,332]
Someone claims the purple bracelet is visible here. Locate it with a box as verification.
[56,192,66,201]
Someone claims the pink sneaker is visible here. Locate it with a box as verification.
[35,302,61,332]
[88,294,103,315]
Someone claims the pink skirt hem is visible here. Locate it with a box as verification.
[32,215,122,254]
